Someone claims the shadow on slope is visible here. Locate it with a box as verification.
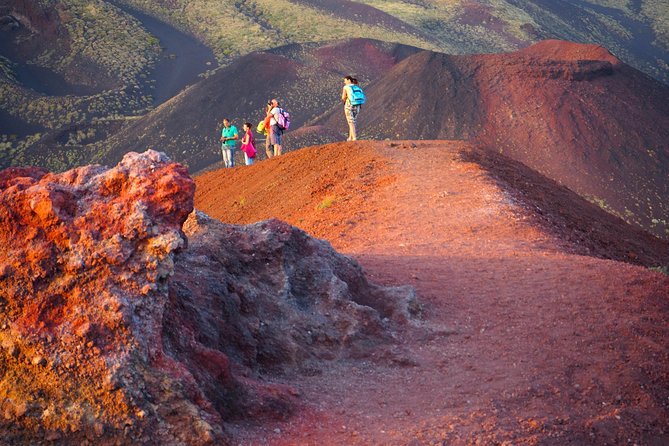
[459,146,669,267]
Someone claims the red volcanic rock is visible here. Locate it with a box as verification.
[160,211,418,425]
[0,151,417,444]
[0,150,206,444]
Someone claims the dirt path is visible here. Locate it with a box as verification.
[195,141,669,445]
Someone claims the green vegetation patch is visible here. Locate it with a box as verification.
[317,195,336,210]
[641,0,669,49]
[26,0,160,82]
[648,265,668,275]
[122,0,438,61]
[0,56,16,83]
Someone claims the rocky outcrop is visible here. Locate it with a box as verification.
[174,212,418,371]
[0,150,202,444]
[162,212,418,424]
[0,151,417,444]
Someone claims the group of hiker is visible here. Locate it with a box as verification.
[218,76,365,168]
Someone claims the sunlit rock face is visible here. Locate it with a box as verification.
[0,151,417,445]
[0,150,211,444]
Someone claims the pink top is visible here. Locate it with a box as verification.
[241,131,256,158]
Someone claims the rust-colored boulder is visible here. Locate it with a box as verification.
[0,150,208,444]
[0,151,417,445]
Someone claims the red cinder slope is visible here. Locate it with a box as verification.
[474,40,669,241]
[193,140,669,445]
[310,40,669,240]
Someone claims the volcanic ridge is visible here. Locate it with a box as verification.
[194,139,669,445]
[0,150,417,444]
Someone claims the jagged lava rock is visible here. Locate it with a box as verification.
[171,212,418,376]
[0,151,418,445]
[161,211,418,424]
[0,150,215,444]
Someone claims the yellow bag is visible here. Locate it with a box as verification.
[256,120,266,133]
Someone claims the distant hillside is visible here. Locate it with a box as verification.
[95,39,421,170]
[0,0,213,171]
[2,0,669,173]
[0,0,159,169]
[120,0,669,84]
[308,40,669,240]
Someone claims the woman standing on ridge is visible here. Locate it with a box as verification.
[341,76,365,141]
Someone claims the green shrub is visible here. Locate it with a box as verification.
[317,196,336,210]
[649,265,668,275]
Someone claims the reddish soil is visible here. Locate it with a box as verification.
[312,41,669,240]
[194,141,669,445]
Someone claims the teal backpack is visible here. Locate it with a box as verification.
[349,85,366,106]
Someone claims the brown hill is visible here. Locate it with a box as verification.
[97,39,421,172]
[193,140,669,444]
[307,40,669,240]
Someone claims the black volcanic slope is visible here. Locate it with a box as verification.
[96,39,421,171]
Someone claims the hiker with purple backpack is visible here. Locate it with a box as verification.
[266,98,290,157]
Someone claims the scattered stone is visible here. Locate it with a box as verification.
[45,430,62,441]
